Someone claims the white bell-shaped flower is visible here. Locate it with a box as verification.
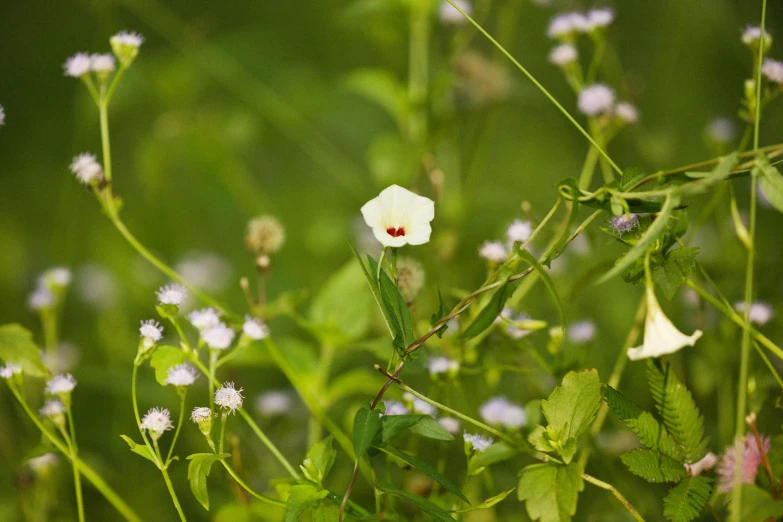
[360,185,435,248]
[627,287,703,361]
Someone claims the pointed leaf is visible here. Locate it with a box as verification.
[352,407,382,458]
[756,155,783,213]
[187,452,230,510]
[430,289,450,338]
[462,276,515,340]
[284,484,329,522]
[376,445,469,504]
[0,324,47,377]
[662,475,711,522]
[542,370,602,441]
[517,462,584,522]
[619,448,687,483]
[149,345,186,386]
[367,255,414,351]
[119,435,157,464]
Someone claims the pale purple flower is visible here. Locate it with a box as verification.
[717,434,771,493]
[63,53,91,77]
[762,58,783,84]
[479,397,526,429]
[609,213,640,234]
[548,44,578,67]
[479,241,507,263]
[733,301,774,326]
[382,400,409,416]
[568,320,596,343]
[464,431,493,452]
[578,84,615,116]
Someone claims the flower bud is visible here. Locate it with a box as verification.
[110,31,144,68]
[190,406,214,437]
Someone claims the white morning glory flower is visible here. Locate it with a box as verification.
[360,185,435,248]
[627,287,703,361]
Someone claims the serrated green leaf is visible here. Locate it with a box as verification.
[352,407,382,458]
[462,277,515,339]
[517,463,584,522]
[0,324,47,377]
[542,370,602,441]
[284,484,329,522]
[187,452,230,510]
[662,475,712,522]
[376,445,469,504]
[736,484,783,522]
[377,482,456,522]
[619,448,687,483]
[430,289,450,338]
[119,435,157,464]
[366,255,414,352]
[301,436,336,486]
[756,155,783,213]
[149,345,186,386]
[309,261,372,344]
[651,247,700,299]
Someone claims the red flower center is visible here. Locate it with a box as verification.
[386,226,406,237]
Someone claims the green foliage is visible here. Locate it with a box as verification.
[736,484,783,522]
[651,247,700,299]
[366,255,415,352]
[755,154,783,213]
[662,476,712,522]
[381,414,454,442]
[308,261,372,344]
[0,323,47,377]
[377,482,456,522]
[284,484,329,522]
[685,152,738,188]
[517,463,584,522]
[119,435,157,464]
[148,345,186,385]
[468,443,518,475]
[186,453,230,510]
[376,445,469,504]
[430,289,450,338]
[300,436,336,486]
[619,449,686,483]
[541,369,602,441]
[462,273,515,339]
[351,406,382,458]
[342,68,408,130]
[517,249,566,329]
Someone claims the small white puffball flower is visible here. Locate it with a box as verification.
[547,12,587,39]
[45,374,77,395]
[438,417,461,435]
[215,382,244,414]
[706,118,736,143]
[609,213,640,235]
[165,364,198,386]
[243,316,269,340]
[40,267,72,290]
[256,390,293,416]
[627,287,703,361]
[506,219,533,244]
[567,320,597,343]
[188,308,221,331]
[548,44,578,67]
[615,102,639,124]
[762,59,783,84]
[479,241,507,263]
[69,153,104,185]
[734,301,774,326]
[361,185,435,248]
[63,53,91,77]
[742,26,771,47]
[28,287,54,311]
[404,392,437,416]
[28,453,58,473]
[90,53,116,73]
[245,215,285,254]
[0,363,22,379]
[685,452,718,476]
[156,283,188,306]
[428,356,459,376]
[39,399,67,418]
[202,323,236,350]
[191,407,213,424]
[0,105,5,126]
[382,400,409,416]
[464,431,493,452]
[439,0,471,24]
[585,8,614,31]
[111,30,144,48]
[139,319,164,342]
[479,397,527,429]
[578,84,615,116]
[140,407,174,436]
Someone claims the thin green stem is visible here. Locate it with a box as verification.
[208,350,218,410]
[99,101,113,182]
[581,473,645,522]
[131,362,158,464]
[753,1,767,152]
[219,413,228,454]
[218,460,285,507]
[156,444,187,522]
[166,391,187,464]
[57,423,85,522]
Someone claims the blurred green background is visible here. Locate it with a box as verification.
[2,0,783,520]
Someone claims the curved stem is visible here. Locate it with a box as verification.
[131,362,158,464]
[581,473,645,522]
[166,391,187,464]
[57,424,85,522]
[154,441,187,522]
[218,460,285,507]
[219,413,228,454]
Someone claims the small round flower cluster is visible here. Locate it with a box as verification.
[27,267,72,312]
[577,84,639,123]
[69,153,104,186]
[164,364,198,387]
[733,301,774,326]
[479,396,526,429]
[45,373,77,396]
[547,8,614,41]
[705,117,737,145]
[139,319,164,349]
[0,363,22,379]
[567,319,597,343]
[716,433,771,493]
[428,356,459,377]
[478,219,534,263]
[439,0,471,25]
[256,390,293,417]
[243,316,270,341]
[608,213,640,236]
[63,31,143,80]
[497,308,534,340]
[140,407,174,440]
[742,25,772,50]
[463,431,494,453]
[245,215,285,255]
[156,283,188,307]
[214,382,244,414]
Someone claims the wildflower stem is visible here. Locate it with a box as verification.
[57,424,85,522]
[155,440,187,522]
[131,362,158,465]
[219,412,228,454]
[444,0,621,175]
[166,391,187,464]
[581,473,645,522]
[218,460,285,507]
[208,350,218,410]
[98,101,113,183]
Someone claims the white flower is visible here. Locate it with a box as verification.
[188,308,221,331]
[705,118,736,143]
[360,185,435,248]
[578,84,615,116]
[165,364,197,386]
[202,323,235,350]
[0,105,5,127]
[39,399,66,418]
[156,283,188,306]
[428,356,459,375]
[615,102,639,124]
[609,213,639,234]
[506,219,533,244]
[382,400,409,416]
[215,382,244,413]
[547,12,587,39]
[63,53,91,77]
[685,452,718,476]
[479,397,526,429]
[140,407,173,435]
[45,374,77,395]
[404,392,436,416]
[111,30,144,48]
[139,319,164,343]
[464,431,493,452]
[627,287,703,361]
[548,44,578,67]
[479,241,507,262]
[90,53,116,73]
[734,301,774,326]
[28,453,58,473]
[243,316,269,340]
[27,287,54,311]
[190,407,213,424]
[568,320,596,343]
[762,59,783,84]
[256,390,293,416]
[438,417,461,434]
[585,8,614,31]
[439,0,471,24]
[69,153,104,185]
[742,26,771,46]
[0,363,22,379]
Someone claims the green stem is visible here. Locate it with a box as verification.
[99,101,113,182]
[581,473,645,522]
[219,460,285,507]
[219,413,228,454]
[159,463,187,522]
[58,424,85,522]
[131,362,158,464]
[166,391,187,464]
[208,350,218,410]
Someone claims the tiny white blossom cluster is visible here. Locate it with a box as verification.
[479,241,507,263]
[762,59,783,84]
[65,31,143,79]
[0,363,22,379]
[243,316,269,340]
[428,356,459,376]
[742,26,771,47]
[734,301,774,326]
[188,308,221,331]
[45,374,77,395]
[479,397,526,429]
[549,43,578,67]
[576,84,638,123]
[382,400,409,416]
[191,407,213,424]
[547,8,614,40]
[215,382,244,413]
[439,0,471,25]
[438,417,461,435]
[156,283,188,306]
[403,392,436,416]
[506,219,532,244]
[140,407,173,436]
[28,453,58,473]
[69,153,104,185]
[567,319,597,343]
[40,399,67,418]
[498,308,533,339]
[28,267,72,312]
[139,319,164,347]
[165,364,197,386]
[463,431,493,452]
[202,322,236,350]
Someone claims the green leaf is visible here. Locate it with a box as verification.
[646,361,708,463]
[462,276,515,339]
[662,475,712,522]
[468,443,518,475]
[621,167,647,189]
[651,247,700,299]
[187,453,230,510]
[366,254,415,352]
[517,249,566,330]
[309,261,372,344]
[430,289,450,338]
[0,324,47,377]
[685,152,737,186]
[598,190,680,283]
[381,414,454,442]
[410,416,454,441]
[765,434,783,478]
[119,435,157,464]
[517,463,584,522]
[619,449,687,483]
[755,155,783,213]
[542,370,602,441]
[284,484,329,522]
[736,484,783,522]
[349,243,397,341]
[474,488,515,509]
[149,345,186,385]
[376,445,469,504]
[301,436,337,486]
[352,407,382,458]
[377,482,456,522]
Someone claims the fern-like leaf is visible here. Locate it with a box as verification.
[662,476,712,522]
[619,449,687,483]
[646,361,708,463]
[603,385,683,461]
